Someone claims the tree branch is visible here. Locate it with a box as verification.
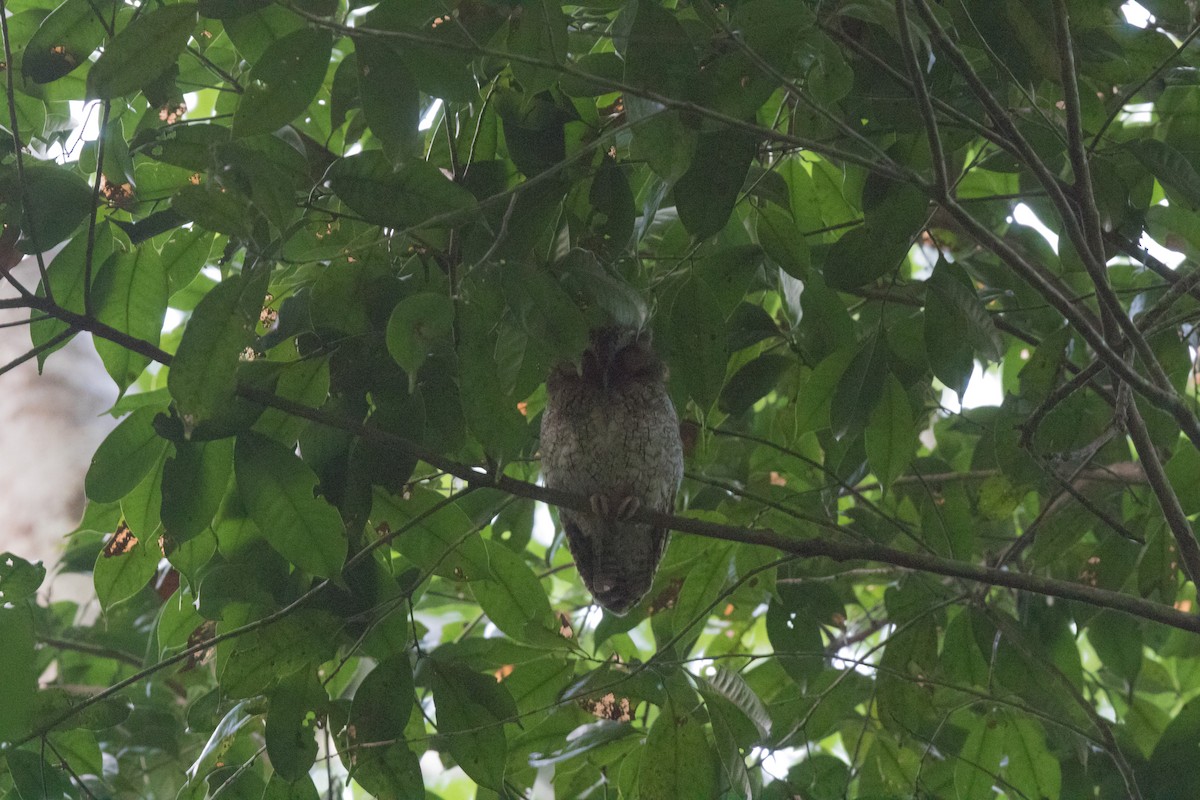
[895,0,948,194]
[237,387,1200,636]
[1125,403,1200,585]
[83,100,112,318]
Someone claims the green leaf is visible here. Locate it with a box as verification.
[694,245,763,319]
[251,358,330,444]
[33,688,131,732]
[350,654,414,747]
[23,0,119,83]
[1142,695,1200,796]
[1127,138,1200,210]
[621,0,697,101]
[233,28,332,138]
[355,38,420,162]
[671,542,732,640]
[350,1,479,102]
[700,666,771,741]
[923,267,980,399]
[823,175,926,290]
[527,719,636,766]
[345,653,423,796]
[508,0,569,94]
[157,588,204,655]
[161,438,234,544]
[85,405,170,503]
[830,334,888,441]
[1003,714,1061,800]
[864,374,915,489]
[1087,612,1143,683]
[0,163,93,252]
[925,260,1004,363]
[87,4,197,99]
[637,700,719,800]
[221,611,338,698]
[1017,326,1070,404]
[234,433,347,578]
[92,247,168,393]
[794,352,849,435]
[328,151,477,230]
[0,607,36,742]
[630,113,697,183]
[786,754,850,800]
[171,182,254,238]
[0,553,46,603]
[674,129,757,240]
[122,453,165,537]
[169,270,267,427]
[386,292,454,381]
[718,354,792,416]
[765,584,825,685]
[457,310,530,461]
[668,278,727,410]
[822,226,907,290]
[429,660,514,790]
[31,223,114,367]
[1166,442,1200,514]
[94,531,160,612]
[162,228,215,296]
[756,204,810,280]
[588,155,636,248]
[954,712,1004,799]
[470,539,561,646]
[265,674,324,782]
[7,749,74,800]
[371,487,490,581]
[346,740,423,799]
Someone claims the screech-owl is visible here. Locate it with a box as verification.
[540,327,684,615]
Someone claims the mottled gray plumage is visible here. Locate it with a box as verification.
[540,327,684,615]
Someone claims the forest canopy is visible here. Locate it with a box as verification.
[3,0,1200,797]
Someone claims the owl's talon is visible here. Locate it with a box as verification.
[615,496,640,521]
[590,494,610,517]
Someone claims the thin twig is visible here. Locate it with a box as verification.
[1126,403,1200,585]
[0,331,73,378]
[283,3,914,183]
[83,101,112,318]
[1089,20,1200,153]
[44,737,100,800]
[895,0,948,194]
[39,636,143,668]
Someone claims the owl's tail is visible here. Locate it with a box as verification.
[565,514,668,616]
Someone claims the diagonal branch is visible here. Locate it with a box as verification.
[1125,404,1200,584]
[236,387,1200,636]
[895,0,948,194]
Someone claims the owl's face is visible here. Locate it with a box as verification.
[579,326,664,391]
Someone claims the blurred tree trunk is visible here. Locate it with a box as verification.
[0,254,116,596]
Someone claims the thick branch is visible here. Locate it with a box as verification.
[942,197,1200,450]
[237,388,1200,636]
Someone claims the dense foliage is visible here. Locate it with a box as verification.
[4,0,1200,796]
